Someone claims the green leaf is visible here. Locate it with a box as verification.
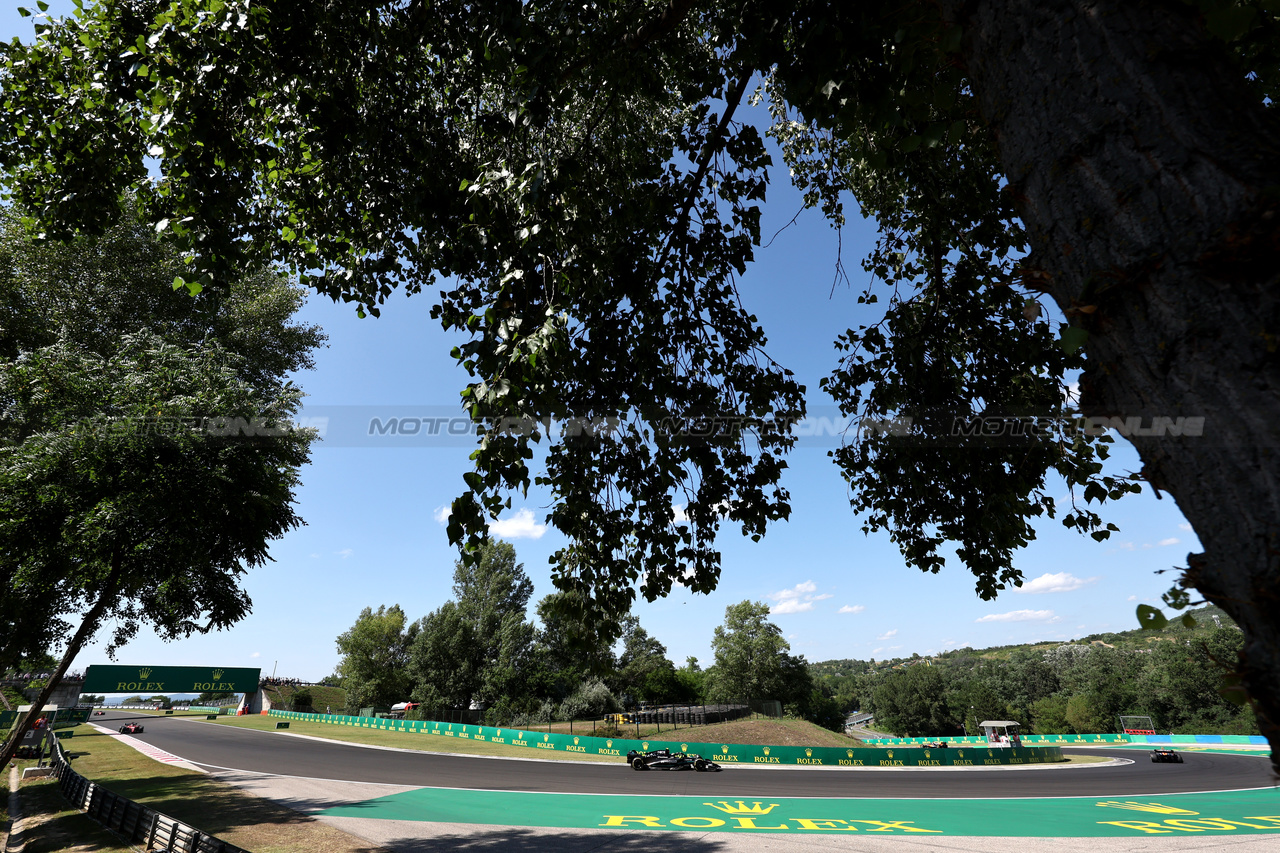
[1136,604,1167,631]
[1059,325,1089,355]
[1205,6,1256,41]
[1180,613,1197,628]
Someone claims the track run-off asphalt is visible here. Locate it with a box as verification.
[90,710,1279,852]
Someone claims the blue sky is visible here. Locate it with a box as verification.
[8,4,1199,685]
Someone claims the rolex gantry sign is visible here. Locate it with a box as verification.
[83,665,261,695]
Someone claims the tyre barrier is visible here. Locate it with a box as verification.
[266,710,1064,767]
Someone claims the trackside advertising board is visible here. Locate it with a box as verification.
[83,665,260,695]
[267,711,1064,767]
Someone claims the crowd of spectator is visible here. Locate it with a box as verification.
[259,676,308,688]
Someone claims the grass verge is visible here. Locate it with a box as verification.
[20,726,386,853]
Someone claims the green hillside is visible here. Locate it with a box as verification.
[810,605,1256,738]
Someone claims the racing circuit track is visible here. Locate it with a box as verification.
[93,710,1274,799]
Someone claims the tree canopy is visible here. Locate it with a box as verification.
[2,0,1277,763]
[0,201,324,765]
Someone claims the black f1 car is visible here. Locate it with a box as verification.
[118,722,145,734]
[626,748,721,772]
[1150,747,1183,763]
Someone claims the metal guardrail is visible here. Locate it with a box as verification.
[47,731,249,853]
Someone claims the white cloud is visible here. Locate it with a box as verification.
[309,553,320,559]
[1016,572,1097,594]
[975,609,1056,623]
[839,604,866,614]
[877,628,898,640]
[1127,595,1138,601]
[771,581,817,601]
[771,599,814,615]
[432,505,451,524]
[1158,537,1181,547]
[336,548,354,559]
[769,581,830,615]
[488,508,547,539]
[1179,523,1192,531]
[250,652,261,659]
[673,504,690,523]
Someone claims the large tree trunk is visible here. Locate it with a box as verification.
[0,575,118,769]
[956,0,1280,771]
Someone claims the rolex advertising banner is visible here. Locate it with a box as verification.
[268,711,1065,767]
[83,665,260,694]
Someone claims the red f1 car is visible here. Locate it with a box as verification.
[118,722,145,734]
[1150,748,1183,763]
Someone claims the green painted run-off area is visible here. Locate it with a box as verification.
[320,786,1280,837]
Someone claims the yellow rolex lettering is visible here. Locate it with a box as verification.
[713,755,737,762]
[879,760,904,766]
[536,742,555,749]
[670,817,725,828]
[848,821,941,833]
[600,816,663,828]
[1164,819,1247,831]
[1097,821,1175,834]
[732,817,790,830]
[567,746,586,752]
[753,756,780,764]
[796,758,823,765]
[953,760,972,765]
[794,819,857,831]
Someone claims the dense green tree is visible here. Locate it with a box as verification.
[531,590,619,699]
[409,540,536,710]
[335,605,419,710]
[0,202,323,771]
[871,664,954,737]
[1030,695,1072,736]
[614,616,677,703]
[4,0,1278,764]
[706,601,797,704]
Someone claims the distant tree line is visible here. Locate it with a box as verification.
[332,542,844,730]
[815,619,1256,737]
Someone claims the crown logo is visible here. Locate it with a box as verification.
[763,747,770,755]
[957,750,964,757]
[138,668,152,679]
[722,745,729,752]
[925,750,931,758]
[1095,802,1200,815]
[805,748,813,757]
[574,737,579,745]
[517,731,524,739]
[543,734,549,741]
[887,750,893,758]
[211,669,224,680]
[642,742,650,750]
[606,740,613,748]
[704,802,780,816]
[681,744,688,752]
[847,749,854,757]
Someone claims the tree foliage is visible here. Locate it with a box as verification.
[4,0,1279,760]
[335,604,419,710]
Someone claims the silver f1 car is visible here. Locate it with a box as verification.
[626,748,721,772]
[1150,747,1183,763]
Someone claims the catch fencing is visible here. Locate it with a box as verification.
[46,731,248,853]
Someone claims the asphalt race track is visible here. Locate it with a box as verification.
[93,710,1274,799]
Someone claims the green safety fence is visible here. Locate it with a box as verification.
[266,710,1063,767]
[185,706,228,714]
[862,733,1126,745]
